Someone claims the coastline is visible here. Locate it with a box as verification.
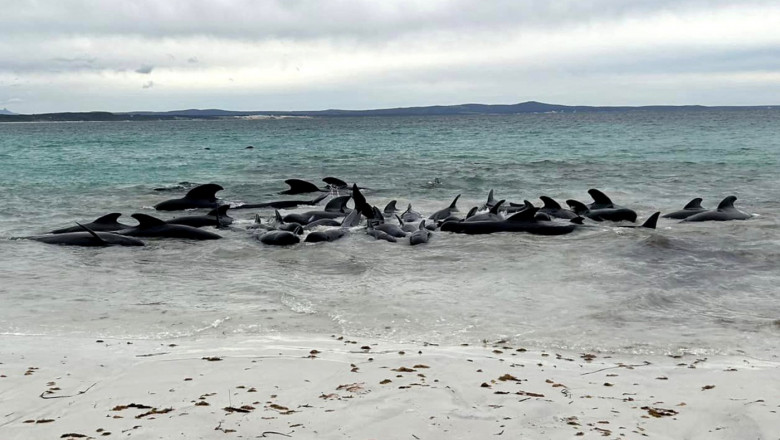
[1,334,777,439]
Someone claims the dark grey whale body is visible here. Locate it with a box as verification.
[662,198,707,219]
[118,214,222,240]
[259,230,300,245]
[683,196,751,222]
[167,205,233,228]
[539,196,578,220]
[441,205,577,236]
[429,195,461,221]
[50,213,132,234]
[29,223,145,247]
[409,221,431,245]
[234,194,327,210]
[566,189,637,223]
[154,184,223,211]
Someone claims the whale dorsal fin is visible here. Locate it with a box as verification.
[540,196,562,210]
[566,199,590,215]
[506,206,538,222]
[310,193,328,204]
[588,189,613,207]
[490,200,506,215]
[371,206,384,221]
[684,198,703,210]
[486,189,495,206]
[404,203,413,213]
[323,177,348,188]
[93,213,122,224]
[384,200,397,214]
[395,214,405,226]
[76,222,108,244]
[283,179,320,193]
[185,183,223,201]
[466,207,478,218]
[207,205,230,217]
[341,208,362,228]
[274,210,284,224]
[254,213,262,224]
[418,220,426,230]
[325,195,352,213]
[131,213,167,227]
[641,212,660,229]
[717,195,737,210]
[448,194,461,209]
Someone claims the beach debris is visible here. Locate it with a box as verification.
[266,403,295,415]
[641,406,678,418]
[392,366,416,372]
[202,356,222,361]
[498,374,520,382]
[701,384,716,390]
[135,407,173,419]
[60,433,87,438]
[223,405,255,413]
[336,382,366,393]
[380,379,392,384]
[24,418,55,424]
[112,403,152,411]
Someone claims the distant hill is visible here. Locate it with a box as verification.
[0,108,17,115]
[1,101,778,122]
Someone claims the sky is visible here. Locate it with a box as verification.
[1,0,780,113]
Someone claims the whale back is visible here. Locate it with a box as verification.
[131,213,168,228]
[323,177,348,188]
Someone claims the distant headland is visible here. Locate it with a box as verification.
[1,101,778,122]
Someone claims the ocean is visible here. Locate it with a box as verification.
[1,111,778,356]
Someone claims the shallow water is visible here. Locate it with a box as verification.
[1,111,778,356]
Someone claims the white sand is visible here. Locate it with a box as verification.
[0,334,777,439]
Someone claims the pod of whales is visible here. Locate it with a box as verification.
[683,196,752,222]
[23,177,756,249]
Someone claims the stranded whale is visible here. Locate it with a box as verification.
[683,196,752,222]
[154,183,223,211]
[662,198,707,219]
[50,213,132,234]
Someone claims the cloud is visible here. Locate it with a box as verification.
[1,0,779,112]
[142,81,154,89]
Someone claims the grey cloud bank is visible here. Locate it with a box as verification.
[1,0,779,113]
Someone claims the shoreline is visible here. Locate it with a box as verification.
[1,333,777,439]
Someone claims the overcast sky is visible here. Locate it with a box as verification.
[1,0,780,113]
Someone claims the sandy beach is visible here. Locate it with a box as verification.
[1,334,777,439]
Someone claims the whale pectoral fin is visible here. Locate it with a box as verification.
[540,196,562,210]
[466,207,478,218]
[395,214,405,226]
[93,213,123,224]
[717,195,737,211]
[566,199,590,215]
[323,177,348,188]
[489,200,506,214]
[185,183,223,201]
[131,213,168,228]
[76,222,108,245]
[641,212,661,229]
[588,189,614,207]
[282,179,321,194]
[684,197,704,210]
[310,193,329,204]
[351,184,374,218]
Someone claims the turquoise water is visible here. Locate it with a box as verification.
[1,111,778,355]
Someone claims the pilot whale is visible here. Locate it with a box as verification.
[566,189,637,223]
[683,196,752,222]
[167,205,233,228]
[50,213,132,234]
[29,223,145,247]
[154,183,223,211]
[118,214,222,240]
[662,198,707,219]
[441,204,578,236]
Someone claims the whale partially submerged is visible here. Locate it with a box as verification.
[154,183,223,211]
[566,189,637,223]
[662,198,707,219]
[683,196,751,222]
[167,205,233,228]
[50,213,132,234]
[29,223,145,247]
[118,214,222,240]
[441,204,578,236]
